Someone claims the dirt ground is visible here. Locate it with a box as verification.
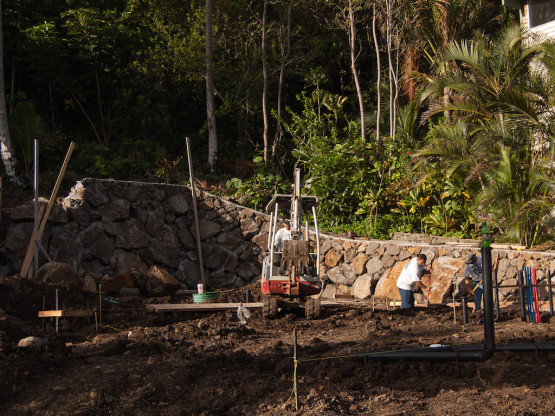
[0,275,554,416]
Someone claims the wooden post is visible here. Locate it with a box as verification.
[42,295,46,332]
[55,289,59,334]
[427,266,433,307]
[186,137,205,287]
[293,327,298,411]
[98,283,102,330]
[33,139,39,277]
[20,141,75,277]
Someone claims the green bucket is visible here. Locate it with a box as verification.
[192,292,221,303]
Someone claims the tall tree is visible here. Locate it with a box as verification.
[0,0,22,185]
[272,0,293,161]
[206,0,218,173]
[261,0,269,164]
[371,1,381,145]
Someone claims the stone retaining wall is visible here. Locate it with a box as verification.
[2,179,554,301]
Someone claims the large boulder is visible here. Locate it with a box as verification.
[101,273,136,294]
[81,223,114,264]
[145,201,165,236]
[18,336,48,349]
[82,180,110,207]
[49,223,83,264]
[36,262,81,286]
[149,225,180,268]
[98,199,130,221]
[115,250,149,275]
[374,259,410,301]
[324,249,342,268]
[351,253,367,275]
[191,220,222,241]
[4,223,35,259]
[167,192,190,215]
[352,274,373,299]
[115,219,149,249]
[147,265,181,296]
[10,198,67,223]
[427,256,464,304]
[326,264,357,286]
[236,262,260,281]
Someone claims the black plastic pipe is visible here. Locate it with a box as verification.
[456,342,555,352]
[462,296,468,325]
[363,247,495,363]
[481,246,495,352]
[518,270,527,322]
[548,270,553,317]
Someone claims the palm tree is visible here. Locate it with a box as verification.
[413,120,495,190]
[421,25,543,128]
[418,25,554,245]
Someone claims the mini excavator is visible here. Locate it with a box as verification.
[260,168,323,319]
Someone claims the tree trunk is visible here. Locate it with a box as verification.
[272,0,292,161]
[261,0,269,164]
[348,0,365,142]
[386,0,394,138]
[206,0,218,173]
[0,1,22,186]
[372,1,381,146]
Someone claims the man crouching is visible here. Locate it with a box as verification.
[396,254,430,309]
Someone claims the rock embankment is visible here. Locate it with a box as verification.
[2,178,554,301]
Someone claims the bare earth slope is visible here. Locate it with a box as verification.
[0,277,554,416]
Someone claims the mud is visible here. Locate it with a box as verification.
[0,275,554,416]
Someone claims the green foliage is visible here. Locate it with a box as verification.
[8,97,44,177]
[225,155,290,211]
[284,89,370,226]
[155,156,183,184]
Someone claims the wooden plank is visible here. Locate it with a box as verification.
[20,141,75,277]
[39,309,92,318]
[445,242,480,247]
[146,300,342,312]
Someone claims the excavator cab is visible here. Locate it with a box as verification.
[261,169,322,319]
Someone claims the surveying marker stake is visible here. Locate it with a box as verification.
[55,289,59,334]
[293,327,298,411]
[98,283,103,330]
[42,295,46,332]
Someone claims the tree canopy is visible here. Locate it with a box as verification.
[1,0,553,246]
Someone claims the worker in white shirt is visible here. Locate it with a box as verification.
[396,254,430,309]
[274,220,291,249]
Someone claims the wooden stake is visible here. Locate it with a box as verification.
[427,266,433,307]
[98,283,102,330]
[293,327,298,411]
[42,295,46,332]
[55,289,59,334]
[20,141,75,277]
[186,137,205,287]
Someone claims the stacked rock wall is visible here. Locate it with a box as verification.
[2,178,555,300]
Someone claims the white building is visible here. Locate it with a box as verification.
[503,0,555,39]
